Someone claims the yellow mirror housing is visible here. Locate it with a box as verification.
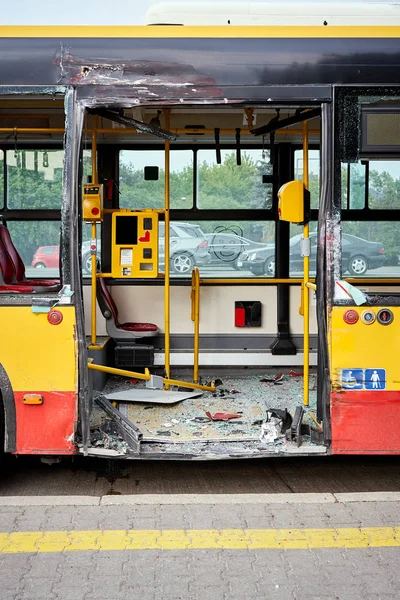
[277,180,310,225]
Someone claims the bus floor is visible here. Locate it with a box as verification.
[88,368,323,458]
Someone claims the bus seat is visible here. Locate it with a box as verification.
[0,224,59,291]
[97,277,159,340]
[0,237,33,293]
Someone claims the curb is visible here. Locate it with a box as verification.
[0,491,400,506]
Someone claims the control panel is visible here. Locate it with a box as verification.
[111,211,158,278]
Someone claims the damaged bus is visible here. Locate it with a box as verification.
[1,2,400,461]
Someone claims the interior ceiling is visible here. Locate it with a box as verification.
[0,101,321,144]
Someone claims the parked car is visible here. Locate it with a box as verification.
[34,222,211,276]
[31,246,60,269]
[238,232,385,276]
[205,232,269,269]
[159,222,211,274]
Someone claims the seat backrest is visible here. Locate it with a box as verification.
[0,224,25,281]
[96,278,119,324]
[0,235,16,285]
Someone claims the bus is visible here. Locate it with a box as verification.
[1,2,400,462]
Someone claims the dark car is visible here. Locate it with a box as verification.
[205,232,269,269]
[238,232,385,276]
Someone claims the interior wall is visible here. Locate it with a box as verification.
[83,283,317,336]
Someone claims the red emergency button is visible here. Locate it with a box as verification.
[48,309,63,325]
[343,309,359,325]
[91,207,99,216]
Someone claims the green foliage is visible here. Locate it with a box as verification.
[4,148,400,268]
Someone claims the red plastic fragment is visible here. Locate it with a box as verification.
[289,370,303,377]
[260,373,284,383]
[129,379,139,384]
[205,411,241,421]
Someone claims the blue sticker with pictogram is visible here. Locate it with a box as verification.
[365,369,386,390]
[340,369,364,390]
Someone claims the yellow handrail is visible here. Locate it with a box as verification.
[90,118,98,347]
[303,119,310,407]
[191,267,200,383]
[164,109,171,389]
[87,362,215,392]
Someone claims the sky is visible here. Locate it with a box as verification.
[1,0,379,25]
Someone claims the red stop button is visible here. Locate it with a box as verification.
[343,309,359,325]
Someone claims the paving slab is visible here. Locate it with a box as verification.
[0,495,399,599]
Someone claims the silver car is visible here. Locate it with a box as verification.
[82,222,211,275]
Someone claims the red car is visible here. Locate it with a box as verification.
[31,246,60,269]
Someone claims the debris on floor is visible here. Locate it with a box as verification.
[90,424,130,454]
[94,369,318,448]
[260,373,284,384]
[205,411,242,421]
[289,370,303,377]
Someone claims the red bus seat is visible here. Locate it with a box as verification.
[0,224,59,291]
[97,277,159,340]
[0,237,33,293]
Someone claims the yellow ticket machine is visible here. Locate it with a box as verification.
[111,211,159,278]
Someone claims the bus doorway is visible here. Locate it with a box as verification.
[82,101,328,459]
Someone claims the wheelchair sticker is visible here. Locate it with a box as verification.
[340,369,364,390]
[340,368,386,391]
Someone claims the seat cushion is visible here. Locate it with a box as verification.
[0,285,34,293]
[118,322,158,332]
[23,279,60,287]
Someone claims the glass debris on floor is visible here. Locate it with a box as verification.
[88,370,320,455]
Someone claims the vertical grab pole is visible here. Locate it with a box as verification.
[164,110,171,388]
[191,267,200,383]
[303,120,310,407]
[91,117,98,347]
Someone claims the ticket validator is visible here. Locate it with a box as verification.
[277,180,310,224]
[111,211,159,278]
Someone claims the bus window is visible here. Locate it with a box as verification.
[294,149,320,208]
[158,220,275,277]
[7,150,63,209]
[289,222,318,276]
[341,222,390,277]
[197,149,272,210]
[368,161,400,209]
[119,149,193,209]
[7,220,61,278]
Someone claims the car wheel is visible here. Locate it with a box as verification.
[348,255,368,276]
[264,257,275,276]
[83,253,100,274]
[171,252,194,274]
[34,262,46,269]
[232,258,241,270]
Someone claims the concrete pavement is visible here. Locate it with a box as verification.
[0,493,400,599]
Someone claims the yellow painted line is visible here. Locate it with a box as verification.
[0,527,400,553]
[1,25,400,38]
